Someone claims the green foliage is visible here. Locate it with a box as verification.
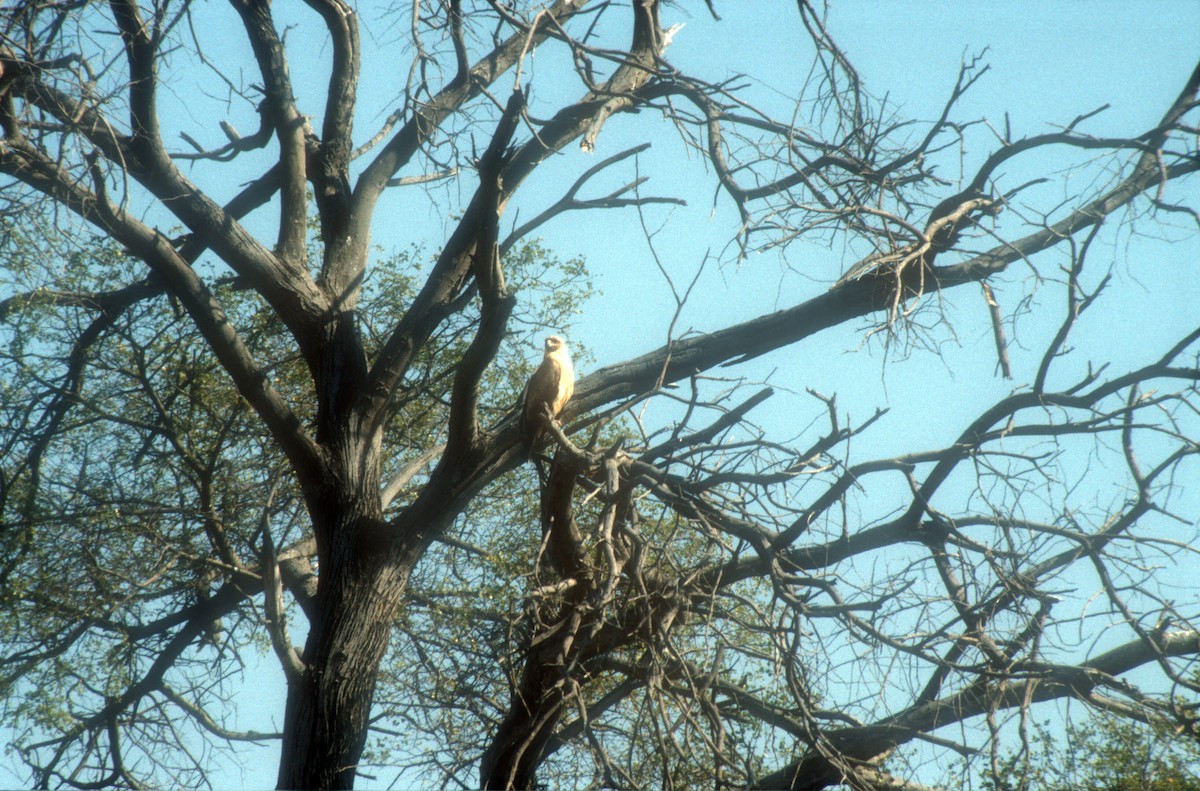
[980,715,1200,791]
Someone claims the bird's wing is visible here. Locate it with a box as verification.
[523,359,560,421]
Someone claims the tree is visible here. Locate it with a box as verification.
[1,1,1198,789]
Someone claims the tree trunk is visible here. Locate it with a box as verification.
[479,651,569,790]
[276,512,411,789]
[275,402,412,789]
[480,456,595,789]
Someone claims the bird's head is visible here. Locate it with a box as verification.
[544,335,567,353]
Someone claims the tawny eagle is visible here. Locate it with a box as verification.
[522,335,574,456]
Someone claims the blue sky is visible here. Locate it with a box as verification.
[544,2,1199,454]
[2,1,1199,787]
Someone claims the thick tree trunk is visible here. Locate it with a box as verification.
[276,534,409,789]
[275,404,414,789]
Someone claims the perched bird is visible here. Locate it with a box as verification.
[522,335,574,457]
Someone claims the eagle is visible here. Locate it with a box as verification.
[521,335,574,458]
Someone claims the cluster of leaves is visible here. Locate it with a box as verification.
[980,715,1200,791]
